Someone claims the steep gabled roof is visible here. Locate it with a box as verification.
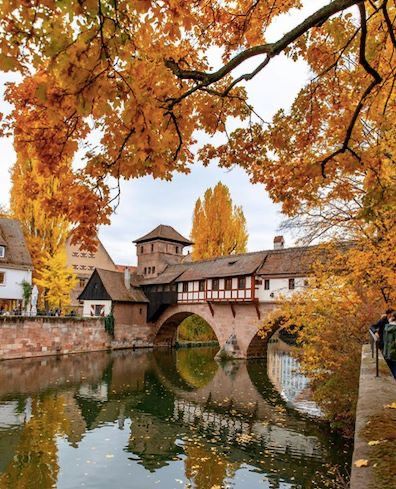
[133,225,193,245]
[79,268,148,302]
[0,218,32,270]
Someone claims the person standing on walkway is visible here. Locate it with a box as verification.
[370,308,394,350]
[383,311,396,379]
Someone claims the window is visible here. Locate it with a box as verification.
[225,278,232,290]
[94,304,104,316]
[176,246,180,254]
[264,279,270,290]
[0,246,5,258]
[79,278,86,288]
[238,277,246,289]
[0,271,5,285]
[199,280,205,292]
[148,267,152,274]
[144,267,147,274]
[182,282,188,292]
[151,243,154,252]
[152,266,156,274]
[140,246,144,254]
[289,278,295,290]
[212,279,219,291]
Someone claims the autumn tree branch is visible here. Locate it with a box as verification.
[165,0,361,91]
[320,1,383,176]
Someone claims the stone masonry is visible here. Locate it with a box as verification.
[154,302,277,358]
[0,316,155,361]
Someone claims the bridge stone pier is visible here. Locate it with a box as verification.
[153,302,277,359]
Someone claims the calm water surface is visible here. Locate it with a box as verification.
[0,341,351,488]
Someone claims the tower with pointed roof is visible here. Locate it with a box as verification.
[134,225,193,277]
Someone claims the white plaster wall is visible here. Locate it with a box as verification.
[0,268,32,300]
[256,277,307,302]
[82,300,112,317]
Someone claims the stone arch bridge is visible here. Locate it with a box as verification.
[152,302,277,359]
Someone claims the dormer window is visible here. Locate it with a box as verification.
[0,246,5,258]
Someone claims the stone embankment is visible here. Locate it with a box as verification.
[350,344,396,489]
[0,316,154,360]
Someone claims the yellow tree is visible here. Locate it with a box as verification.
[191,182,248,260]
[10,155,71,278]
[35,250,78,310]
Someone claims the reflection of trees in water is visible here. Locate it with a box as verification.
[184,441,238,489]
[0,396,69,489]
[176,347,218,388]
[0,348,352,488]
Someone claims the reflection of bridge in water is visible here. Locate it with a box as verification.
[173,399,321,460]
[0,347,350,488]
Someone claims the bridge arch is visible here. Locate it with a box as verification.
[154,302,277,359]
[154,306,223,350]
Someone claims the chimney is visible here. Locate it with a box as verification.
[273,235,285,250]
[124,267,131,290]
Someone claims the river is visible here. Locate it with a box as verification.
[0,339,351,488]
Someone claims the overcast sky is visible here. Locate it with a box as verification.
[0,1,330,265]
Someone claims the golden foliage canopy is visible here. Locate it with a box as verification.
[191,182,248,260]
[0,1,394,243]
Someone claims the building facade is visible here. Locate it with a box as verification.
[66,235,117,311]
[80,224,314,322]
[0,218,33,312]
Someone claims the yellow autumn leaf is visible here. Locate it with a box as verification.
[354,459,369,468]
[368,440,380,446]
[384,402,396,409]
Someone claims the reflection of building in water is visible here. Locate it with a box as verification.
[266,335,321,417]
[78,382,108,402]
[173,399,322,460]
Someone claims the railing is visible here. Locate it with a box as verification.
[369,329,379,377]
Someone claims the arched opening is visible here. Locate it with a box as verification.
[177,314,218,344]
[246,331,268,358]
[154,312,219,349]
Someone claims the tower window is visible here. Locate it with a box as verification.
[0,246,5,258]
[151,243,154,252]
[144,267,147,274]
[152,266,156,274]
[140,246,144,254]
[264,279,270,290]
[289,278,295,290]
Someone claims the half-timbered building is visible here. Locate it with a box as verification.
[79,225,315,324]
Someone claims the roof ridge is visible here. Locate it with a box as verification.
[174,243,317,267]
